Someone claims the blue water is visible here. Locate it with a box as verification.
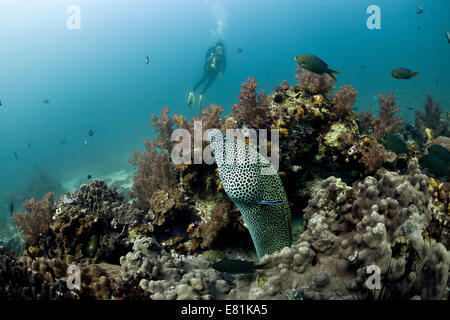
[0,0,449,217]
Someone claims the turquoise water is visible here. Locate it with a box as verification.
[0,0,449,215]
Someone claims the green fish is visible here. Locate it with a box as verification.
[428,145,450,164]
[294,54,340,81]
[86,235,99,257]
[391,68,419,79]
[419,154,450,178]
[211,258,268,274]
[381,134,409,155]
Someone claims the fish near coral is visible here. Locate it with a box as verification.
[419,154,450,178]
[211,258,268,274]
[86,235,99,257]
[428,145,450,164]
[391,68,419,79]
[294,54,340,81]
[381,134,409,155]
[207,129,292,259]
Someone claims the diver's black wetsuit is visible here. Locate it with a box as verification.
[192,46,226,94]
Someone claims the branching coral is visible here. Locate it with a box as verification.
[331,85,358,120]
[231,78,271,129]
[129,139,178,210]
[295,65,335,96]
[12,193,54,246]
[415,94,449,141]
[150,106,175,151]
[372,92,404,140]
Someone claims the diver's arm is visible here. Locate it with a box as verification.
[203,47,214,72]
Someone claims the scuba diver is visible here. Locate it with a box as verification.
[187,41,226,111]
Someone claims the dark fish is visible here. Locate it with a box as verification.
[27,143,31,147]
[87,174,92,179]
[428,145,450,164]
[446,30,450,43]
[416,6,423,14]
[391,68,419,79]
[417,26,421,31]
[236,48,243,53]
[145,56,149,64]
[360,65,365,69]
[294,54,340,81]
[88,129,94,136]
[42,98,50,104]
[60,139,67,145]
[211,258,268,274]
[0,100,2,106]
[419,154,450,178]
[9,202,14,215]
[13,152,18,160]
[381,134,409,155]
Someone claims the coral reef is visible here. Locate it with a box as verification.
[117,164,448,300]
[12,193,54,246]
[295,65,335,96]
[415,94,449,142]
[230,77,272,129]
[3,63,450,301]
[12,180,150,265]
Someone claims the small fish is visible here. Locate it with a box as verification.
[87,174,92,179]
[86,235,99,257]
[42,98,50,104]
[84,140,88,145]
[145,56,149,64]
[391,68,419,79]
[13,152,18,160]
[257,198,282,206]
[446,30,450,43]
[26,248,36,260]
[416,6,423,15]
[236,48,243,53]
[417,26,421,31]
[211,258,269,274]
[360,64,365,69]
[9,202,14,215]
[88,129,94,136]
[60,139,67,145]
[0,100,2,106]
[294,54,340,81]
[27,143,31,147]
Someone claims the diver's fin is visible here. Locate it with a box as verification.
[198,93,205,111]
[187,91,195,106]
[411,72,419,78]
[257,199,283,206]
